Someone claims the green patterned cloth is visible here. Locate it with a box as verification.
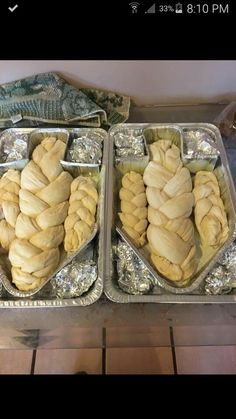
[0,72,130,128]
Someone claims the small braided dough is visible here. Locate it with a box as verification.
[9,137,73,291]
[193,171,229,247]
[64,176,98,252]
[0,170,21,251]
[118,171,148,247]
[143,140,196,283]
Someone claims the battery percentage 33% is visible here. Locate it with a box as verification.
[159,5,175,12]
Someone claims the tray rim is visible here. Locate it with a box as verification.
[0,126,108,308]
[105,122,236,304]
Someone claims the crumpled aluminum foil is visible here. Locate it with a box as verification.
[114,132,144,148]
[183,129,220,159]
[115,241,157,295]
[0,131,28,162]
[218,242,236,270]
[114,132,145,160]
[67,133,103,164]
[116,144,144,157]
[204,242,236,295]
[51,259,97,298]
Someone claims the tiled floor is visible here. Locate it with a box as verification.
[38,328,103,349]
[0,327,236,374]
[173,326,236,347]
[106,327,171,348]
[176,346,236,374]
[35,349,102,374]
[106,347,173,374]
[0,350,33,374]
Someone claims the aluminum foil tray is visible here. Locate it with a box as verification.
[0,127,108,307]
[62,128,104,167]
[105,123,236,303]
[0,128,31,171]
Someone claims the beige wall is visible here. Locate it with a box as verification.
[1,60,236,105]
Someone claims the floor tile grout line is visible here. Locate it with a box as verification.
[30,350,37,375]
[169,327,178,375]
[102,328,106,375]
[30,329,40,374]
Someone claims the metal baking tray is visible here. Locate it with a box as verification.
[0,127,108,307]
[181,125,220,173]
[0,128,31,171]
[105,123,236,303]
[111,124,150,165]
[61,128,104,168]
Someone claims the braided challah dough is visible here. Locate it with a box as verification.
[118,171,148,247]
[193,171,229,247]
[64,176,98,252]
[9,137,73,291]
[143,140,196,283]
[0,170,21,251]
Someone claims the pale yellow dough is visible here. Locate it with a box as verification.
[64,176,98,253]
[193,171,229,247]
[118,171,148,248]
[144,140,196,284]
[9,137,72,291]
[0,170,21,251]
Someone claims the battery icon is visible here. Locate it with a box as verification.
[175,3,183,13]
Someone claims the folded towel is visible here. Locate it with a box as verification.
[0,72,130,128]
